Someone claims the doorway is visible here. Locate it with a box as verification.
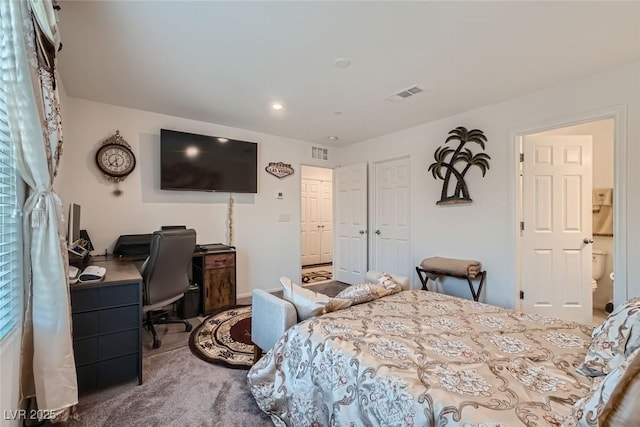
[518,118,615,324]
[300,165,333,284]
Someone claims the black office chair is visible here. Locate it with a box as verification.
[141,228,197,349]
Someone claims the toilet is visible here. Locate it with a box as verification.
[592,249,608,292]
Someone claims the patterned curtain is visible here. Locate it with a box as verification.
[1,0,77,421]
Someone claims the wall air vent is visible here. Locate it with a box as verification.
[386,85,425,102]
[312,146,328,160]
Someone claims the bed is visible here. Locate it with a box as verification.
[247,289,597,426]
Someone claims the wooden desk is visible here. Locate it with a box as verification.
[89,244,238,317]
[69,258,143,394]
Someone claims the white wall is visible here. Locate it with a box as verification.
[56,98,335,297]
[535,119,615,309]
[57,62,640,308]
[338,62,640,309]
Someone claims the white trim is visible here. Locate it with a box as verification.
[511,105,628,311]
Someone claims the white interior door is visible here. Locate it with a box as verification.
[334,163,368,284]
[372,157,411,278]
[301,179,321,266]
[320,180,333,264]
[521,135,592,324]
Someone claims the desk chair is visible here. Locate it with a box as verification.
[141,228,197,348]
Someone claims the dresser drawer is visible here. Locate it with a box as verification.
[73,305,139,339]
[71,282,139,313]
[76,353,139,394]
[204,253,235,269]
[74,329,139,366]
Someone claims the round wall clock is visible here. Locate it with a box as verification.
[95,130,136,183]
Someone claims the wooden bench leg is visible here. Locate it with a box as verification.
[253,344,262,363]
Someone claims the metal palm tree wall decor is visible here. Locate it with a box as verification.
[428,127,490,205]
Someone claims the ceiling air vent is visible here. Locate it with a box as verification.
[312,146,328,160]
[386,85,425,102]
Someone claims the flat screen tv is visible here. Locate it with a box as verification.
[160,129,258,193]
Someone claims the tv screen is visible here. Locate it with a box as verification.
[160,129,258,193]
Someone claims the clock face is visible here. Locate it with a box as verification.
[95,143,136,178]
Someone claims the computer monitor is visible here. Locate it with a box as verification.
[67,203,81,244]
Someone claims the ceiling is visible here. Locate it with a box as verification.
[58,1,640,146]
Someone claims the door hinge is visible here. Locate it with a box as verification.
[520,153,524,162]
[520,221,524,231]
[520,290,524,300]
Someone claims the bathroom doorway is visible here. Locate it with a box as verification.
[300,165,334,285]
[518,118,615,324]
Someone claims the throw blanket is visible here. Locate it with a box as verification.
[420,256,482,278]
[248,291,593,426]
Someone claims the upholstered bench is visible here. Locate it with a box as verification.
[251,270,410,362]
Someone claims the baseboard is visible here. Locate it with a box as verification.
[237,286,281,300]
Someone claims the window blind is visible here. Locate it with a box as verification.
[0,61,21,341]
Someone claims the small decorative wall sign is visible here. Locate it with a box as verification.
[265,162,294,179]
[428,127,490,205]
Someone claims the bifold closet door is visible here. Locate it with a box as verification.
[372,157,411,279]
[334,163,368,284]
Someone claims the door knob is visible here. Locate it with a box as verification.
[375,230,381,235]
[359,230,365,235]
[583,238,594,244]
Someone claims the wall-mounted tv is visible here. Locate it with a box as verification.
[160,129,258,193]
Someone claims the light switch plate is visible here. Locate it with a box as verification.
[278,213,291,222]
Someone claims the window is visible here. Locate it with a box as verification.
[0,72,21,341]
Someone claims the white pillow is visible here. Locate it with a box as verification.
[280,276,350,321]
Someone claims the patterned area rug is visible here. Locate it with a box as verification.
[302,269,333,284]
[189,305,253,369]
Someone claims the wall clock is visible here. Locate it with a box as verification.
[95,130,136,195]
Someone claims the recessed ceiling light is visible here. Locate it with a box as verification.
[334,58,352,69]
[271,103,283,110]
[217,138,228,143]
[328,136,338,141]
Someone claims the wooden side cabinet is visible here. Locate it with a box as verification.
[193,249,236,315]
[69,260,143,394]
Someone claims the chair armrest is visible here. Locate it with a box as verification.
[251,289,297,352]
[366,270,411,291]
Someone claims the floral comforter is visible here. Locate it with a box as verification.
[247,290,594,426]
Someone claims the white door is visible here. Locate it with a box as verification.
[320,180,333,264]
[334,163,368,284]
[521,135,592,324]
[372,157,411,278]
[301,179,321,265]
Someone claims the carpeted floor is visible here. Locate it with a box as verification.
[62,281,349,427]
[62,346,270,427]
